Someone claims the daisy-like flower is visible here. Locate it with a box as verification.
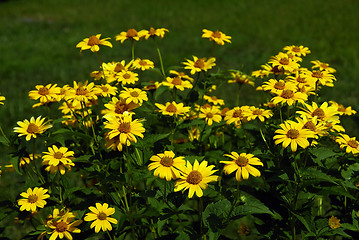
[19,154,41,168]
[116,70,139,85]
[243,106,273,122]
[102,97,139,117]
[14,116,52,141]
[224,106,251,126]
[304,69,336,87]
[329,101,357,116]
[102,61,133,83]
[174,160,219,198]
[336,133,359,155]
[328,216,341,229]
[261,79,297,95]
[220,152,263,182]
[48,211,82,240]
[188,126,200,142]
[162,76,193,91]
[148,151,186,181]
[298,101,340,122]
[268,52,300,73]
[311,60,336,73]
[132,58,154,71]
[96,84,118,97]
[182,56,216,75]
[155,101,191,117]
[296,115,327,137]
[168,70,194,82]
[84,203,118,233]
[0,94,5,105]
[65,81,100,107]
[76,34,112,52]
[104,114,145,151]
[28,84,61,105]
[198,106,222,126]
[202,29,231,45]
[283,45,311,57]
[252,64,283,78]
[287,71,316,89]
[119,87,148,105]
[271,89,308,106]
[139,27,169,39]
[18,187,50,212]
[42,145,75,175]
[115,28,144,43]
[203,95,225,106]
[273,120,317,152]
[228,72,255,87]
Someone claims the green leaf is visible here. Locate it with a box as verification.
[341,163,359,180]
[154,85,168,100]
[291,211,315,233]
[310,147,338,167]
[203,199,231,232]
[141,133,170,147]
[301,167,339,186]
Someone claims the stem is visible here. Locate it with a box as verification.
[106,230,114,240]
[259,127,270,151]
[131,40,135,60]
[154,38,166,78]
[0,124,10,144]
[199,197,206,240]
[314,80,319,103]
[96,51,102,68]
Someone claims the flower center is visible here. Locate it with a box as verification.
[27,194,38,203]
[118,122,131,133]
[292,46,301,52]
[122,73,131,79]
[139,60,148,66]
[149,27,156,35]
[281,89,294,99]
[274,81,285,90]
[130,91,140,97]
[206,112,214,118]
[127,28,138,38]
[303,121,316,131]
[337,105,346,113]
[235,156,248,167]
[186,170,203,184]
[101,86,109,92]
[296,76,306,83]
[194,59,205,69]
[212,30,222,38]
[232,110,242,118]
[76,86,88,96]
[160,156,174,167]
[166,103,177,113]
[88,35,100,46]
[114,63,125,72]
[348,139,359,149]
[171,77,182,85]
[311,108,325,120]
[54,151,63,159]
[55,221,68,233]
[27,123,39,134]
[38,87,49,95]
[286,129,299,139]
[252,109,263,115]
[115,102,128,114]
[312,70,323,79]
[98,212,107,220]
[279,58,289,65]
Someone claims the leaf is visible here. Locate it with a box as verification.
[154,85,168,100]
[141,133,170,147]
[310,147,338,167]
[301,167,339,186]
[203,199,231,232]
[290,211,315,233]
[341,163,359,180]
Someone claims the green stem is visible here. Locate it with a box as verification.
[199,197,206,240]
[106,230,114,240]
[0,125,10,144]
[131,40,135,60]
[154,38,166,78]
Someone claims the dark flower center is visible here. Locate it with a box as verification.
[38,87,50,95]
[54,152,64,159]
[27,123,39,134]
[186,170,203,184]
[303,121,316,131]
[348,139,359,149]
[160,156,174,167]
[232,110,242,118]
[127,28,138,38]
[88,35,100,46]
[235,156,248,167]
[171,77,182,85]
[27,194,38,203]
[76,87,88,96]
[311,108,325,120]
[118,122,131,133]
[114,63,125,72]
[98,212,107,220]
[279,58,289,65]
[130,91,140,97]
[274,81,285,90]
[212,30,222,38]
[312,70,323,79]
[286,129,299,139]
[166,103,177,113]
[281,90,294,99]
[55,221,68,233]
[194,59,205,69]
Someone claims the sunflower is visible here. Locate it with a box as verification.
[96,84,118,98]
[182,56,216,75]
[243,106,273,122]
[198,106,222,126]
[298,101,340,122]
[76,34,112,52]
[329,101,357,116]
[155,101,190,117]
[14,116,52,141]
[174,160,219,198]
[115,28,144,43]
[228,72,255,87]
[311,60,336,73]
[273,120,317,152]
[336,134,359,155]
[132,58,154,71]
[48,211,82,240]
[42,145,75,175]
[84,203,118,233]
[271,89,308,106]
[283,45,311,57]
[28,84,61,105]
[139,27,169,39]
[119,87,148,105]
[148,151,186,181]
[162,76,193,91]
[104,114,145,151]
[287,71,316,89]
[18,187,50,212]
[201,29,231,45]
[220,152,263,181]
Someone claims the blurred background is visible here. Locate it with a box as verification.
[0,0,358,140]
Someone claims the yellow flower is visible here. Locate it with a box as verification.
[287,71,316,89]
[224,106,251,126]
[261,79,297,95]
[19,154,41,168]
[336,133,359,155]
[228,72,255,87]
[298,102,340,122]
[203,95,225,106]
[329,101,357,116]
[115,28,144,43]
[283,45,310,57]
[162,76,193,91]
[139,27,169,39]
[296,115,327,137]
[116,70,139,85]
[252,63,283,78]
[202,29,231,45]
[65,81,100,107]
[304,69,336,87]
[268,52,300,73]
[328,216,341,229]
[48,211,82,240]
[182,56,216,75]
[311,60,336,73]
[271,89,308,106]
[174,160,219,198]
[102,61,133,83]
[14,116,52,141]
[104,114,145,151]
[102,97,139,117]
[76,34,112,52]
[220,152,263,182]
[273,120,317,152]
[28,84,61,106]
[148,151,186,181]
[96,84,118,97]
[243,106,273,122]
[18,187,50,212]
[198,106,222,126]
[42,145,75,175]
[119,87,148,105]
[132,58,154,71]
[0,94,5,105]
[169,70,194,82]
[84,203,118,233]
[155,101,190,117]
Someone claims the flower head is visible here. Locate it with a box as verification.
[14,116,52,141]
[148,151,186,181]
[84,203,118,233]
[202,29,231,45]
[174,160,219,198]
[115,28,144,43]
[328,216,341,229]
[228,72,255,87]
[119,87,148,105]
[198,106,222,126]
[18,187,50,212]
[162,76,193,91]
[182,56,216,75]
[76,34,112,52]
[243,106,273,122]
[336,133,359,155]
[47,209,82,240]
[139,27,169,39]
[220,152,263,181]
[28,84,61,107]
[155,101,190,117]
[42,145,75,175]
[283,45,310,57]
[132,58,154,71]
[0,94,5,105]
